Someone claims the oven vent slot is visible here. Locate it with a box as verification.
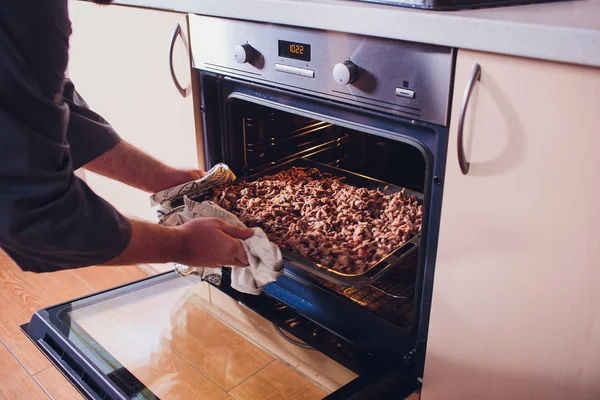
[331,89,422,117]
[205,62,262,77]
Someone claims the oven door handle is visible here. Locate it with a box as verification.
[457,63,481,175]
[169,23,191,98]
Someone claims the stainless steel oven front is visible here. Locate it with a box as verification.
[188,13,455,399]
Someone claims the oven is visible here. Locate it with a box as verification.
[188,14,454,398]
[23,14,455,400]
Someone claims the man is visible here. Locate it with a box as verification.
[0,1,252,272]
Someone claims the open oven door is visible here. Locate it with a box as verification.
[23,270,422,400]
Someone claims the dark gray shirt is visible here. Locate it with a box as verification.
[0,1,132,272]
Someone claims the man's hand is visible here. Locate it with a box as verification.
[162,167,206,189]
[104,218,254,268]
[176,218,253,267]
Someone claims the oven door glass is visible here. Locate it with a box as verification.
[24,271,420,400]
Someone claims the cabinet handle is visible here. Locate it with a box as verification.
[169,23,190,98]
[457,63,481,175]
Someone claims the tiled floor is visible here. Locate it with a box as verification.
[0,251,328,399]
[229,361,329,400]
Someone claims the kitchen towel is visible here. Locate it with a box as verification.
[150,163,237,220]
[150,164,283,295]
[149,163,238,286]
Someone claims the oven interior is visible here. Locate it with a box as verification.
[222,99,429,333]
[228,100,427,194]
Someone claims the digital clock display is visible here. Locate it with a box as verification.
[278,40,311,62]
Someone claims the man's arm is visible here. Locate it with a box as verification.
[59,79,252,268]
[62,79,204,192]
[84,140,204,193]
[105,217,252,268]
[0,7,248,273]
[0,108,251,272]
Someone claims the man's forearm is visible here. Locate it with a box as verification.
[103,216,253,268]
[83,140,201,193]
[103,218,184,266]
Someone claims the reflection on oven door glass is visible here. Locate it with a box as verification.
[61,276,326,399]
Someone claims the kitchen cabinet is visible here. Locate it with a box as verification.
[67,1,204,221]
[423,50,600,400]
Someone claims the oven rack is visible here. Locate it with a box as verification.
[245,120,333,150]
[311,253,418,330]
[242,127,348,175]
[368,253,418,299]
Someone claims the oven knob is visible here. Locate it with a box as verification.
[234,43,256,64]
[333,61,359,85]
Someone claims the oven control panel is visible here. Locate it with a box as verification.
[189,14,454,126]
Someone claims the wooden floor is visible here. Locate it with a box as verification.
[0,251,328,400]
[0,250,149,399]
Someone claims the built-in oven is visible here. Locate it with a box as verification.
[188,14,454,398]
[24,14,455,399]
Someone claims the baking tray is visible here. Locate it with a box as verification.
[199,157,423,288]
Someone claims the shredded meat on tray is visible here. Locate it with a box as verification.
[210,167,423,274]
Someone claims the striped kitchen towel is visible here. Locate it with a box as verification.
[149,163,283,293]
[149,163,236,284]
[160,199,282,294]
[150,163,236,221]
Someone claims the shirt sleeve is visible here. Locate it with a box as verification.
[0,107,132,272]
[62,79,122,170]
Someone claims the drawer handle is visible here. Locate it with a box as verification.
[169,23,190,98]
[457,63,481,175]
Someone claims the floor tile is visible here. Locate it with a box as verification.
[71,264,149,292]
[169,302,275,391]
[229,360,327,400]
[133,341,234,400]
[0,250,149,375]
[69,278,272,394]
[0,340,49,399]
[0,253,88,373]
[205,287,355,392]
[69,281,235,399]
[34,367,84,400]
[74,310,233,400]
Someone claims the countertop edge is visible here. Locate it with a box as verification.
[110,0,600,68]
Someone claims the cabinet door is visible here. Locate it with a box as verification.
[422,51,600,400]
[67,1,204,221]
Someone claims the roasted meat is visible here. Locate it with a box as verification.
[210,167,422,274]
